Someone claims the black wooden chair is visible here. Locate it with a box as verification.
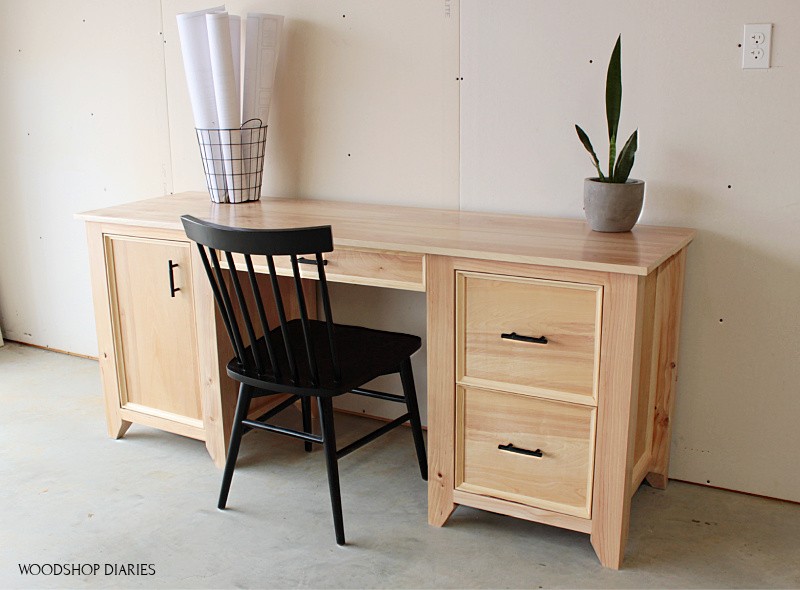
[181,215,427,545]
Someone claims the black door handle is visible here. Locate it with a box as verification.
[168,260,180,297]
[498,443,543,458]
[298,256,327,266]
[501,332,548,345]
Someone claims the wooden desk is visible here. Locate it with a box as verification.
[78,192,694,568]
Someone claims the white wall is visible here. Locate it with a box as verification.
[2,1,798,502]
[0,1,172,354]
[161,0,460,207]
[461,0,800,502]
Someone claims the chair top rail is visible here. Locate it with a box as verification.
[181,215,333,256]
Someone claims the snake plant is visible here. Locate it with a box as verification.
[575,35,638,183]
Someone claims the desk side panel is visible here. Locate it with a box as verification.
[645,249,688,489]
[630,271,659,491]
[85,222,131,439]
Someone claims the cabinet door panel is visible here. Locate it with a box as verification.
[106,235,202,426]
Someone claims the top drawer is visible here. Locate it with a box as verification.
[298,248,425,292]
[457,271,602,404]
[228,248,425,292]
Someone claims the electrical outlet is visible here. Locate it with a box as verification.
[742,23,772,69]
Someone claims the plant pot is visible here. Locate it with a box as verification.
[583,178,645,232]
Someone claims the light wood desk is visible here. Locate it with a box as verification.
[78,192,694,568]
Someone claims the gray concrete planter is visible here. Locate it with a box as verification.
[583,178,645,232]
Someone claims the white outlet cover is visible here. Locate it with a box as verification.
[743,23,772,69]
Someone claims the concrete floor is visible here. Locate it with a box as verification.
[1,342,799,589]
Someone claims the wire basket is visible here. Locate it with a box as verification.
[195,119,267,204]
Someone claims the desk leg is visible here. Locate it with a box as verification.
[427,255,457,526]
[591,273,645,569]
[646,250,687,490]
[191,250,229,467]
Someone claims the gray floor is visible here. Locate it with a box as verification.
[1,342,798,589]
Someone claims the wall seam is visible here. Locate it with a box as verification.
[159,0,175,195]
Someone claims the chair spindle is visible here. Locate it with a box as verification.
[290,254,319,387]
[316,252,341,384]
[244,254,280,380]
[266,254,298,384]
[196,245,239,364]
[209,248,247,365]
[224,251,265,376]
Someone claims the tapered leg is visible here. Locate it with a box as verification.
[426,255,457,527]
[318,396,345,545]
[218,383,253,509]
[400,358,428,481]
[301,397,313,453]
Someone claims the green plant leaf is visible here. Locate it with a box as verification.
[606,34,622,174]
[613,129,638,183]
[575,125,606,180]
[608,139,616,184]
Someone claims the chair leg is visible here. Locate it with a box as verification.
[301,396,313,453]
[400,358,428,481]
[218,383,253,510]
[318,396,345,545]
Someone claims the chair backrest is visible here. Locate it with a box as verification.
[181,215,340,387]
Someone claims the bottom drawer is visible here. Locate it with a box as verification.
[456,386,595,519]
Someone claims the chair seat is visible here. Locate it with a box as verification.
[227,319,421,396]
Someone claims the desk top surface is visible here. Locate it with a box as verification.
[78,192,695,275]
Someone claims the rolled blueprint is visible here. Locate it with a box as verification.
[242,14,284,200]
[206,12,241,201]
[176,6,226,202]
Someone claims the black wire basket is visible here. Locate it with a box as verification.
[195,119,267,204]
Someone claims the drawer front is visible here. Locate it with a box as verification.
[456,386,595,519]
[231,248,425,292]
[458,271,602,404]
[300,248,425,291]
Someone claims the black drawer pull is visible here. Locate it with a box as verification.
[501,332,548,345]
[168,260,180,297]
[298,256,327,266]
[498,443,543,458]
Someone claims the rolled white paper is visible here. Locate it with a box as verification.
[206,12,242,202]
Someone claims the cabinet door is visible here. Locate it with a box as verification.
[106,235,203,437]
